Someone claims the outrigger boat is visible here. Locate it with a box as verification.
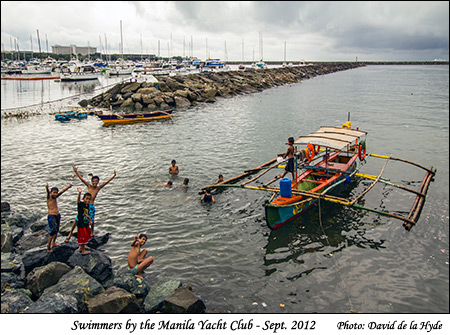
[97,109,173,126]
[202,121,436,231]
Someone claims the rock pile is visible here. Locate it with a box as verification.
[1,202,205,314]
[85,63,364,112]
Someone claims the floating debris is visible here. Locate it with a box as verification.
[1,110,42,119]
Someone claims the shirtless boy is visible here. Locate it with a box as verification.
[128,233,154,279]
[46,183,72,252]
[279,137,295,181]
[67,165,116,238]
[169,160,179,176]
[216,174,224,184]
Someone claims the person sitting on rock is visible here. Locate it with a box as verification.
[128,233,154,279]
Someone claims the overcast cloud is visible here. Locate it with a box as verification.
[1,1,448,61]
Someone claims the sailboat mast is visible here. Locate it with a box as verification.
[120,20,123,57]
[30,35,33,59]
[36,29,42,60]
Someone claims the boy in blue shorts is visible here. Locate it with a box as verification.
[128,233,154,279]
[46,182,72,252]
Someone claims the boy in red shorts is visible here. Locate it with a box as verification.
[76,187,92,255]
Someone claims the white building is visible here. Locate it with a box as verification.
[52,44,97,56]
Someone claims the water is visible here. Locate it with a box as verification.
[1,65,448,313]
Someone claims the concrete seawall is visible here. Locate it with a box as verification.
[85,62,366,112]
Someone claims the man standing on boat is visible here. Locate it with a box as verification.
[278,137,295,181]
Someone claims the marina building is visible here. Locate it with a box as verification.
[51,44,97,56]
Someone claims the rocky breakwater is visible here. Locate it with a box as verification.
[85,63,365,112]
[1,202,206,314]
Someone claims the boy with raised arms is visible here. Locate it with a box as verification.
[70,165,116,236]
[46,182,72,252]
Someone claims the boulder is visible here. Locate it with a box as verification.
[137,87,158,95]
[1,272,25,292]
[122,91,134,100]
[1,202,11,212]
[174,89,189,98]
[24,292,78,313]
[174,96,191,108]
[162,286,206,313]
[21,244,78,275]
[78,99,88,108]
[14,229,49,254]
[87,233,110,249]
[141,94,155,105]
[2,208,41,228]
[42,266,104,304]
[131,93,142,103]
[153,96,165,106]
[1,224,24,245]
[162,94,175,106]
[120,98,135,109]
[1,230,14,253]
[164,78,186,91]
[154,81,171,92]
[25,261,72,298]
[29,216,48,233]
[143,278,182,313]
[1,288,33,313]
[87,286,141,313]
[134,102,143,111]
[1,252,24,276]
[106,268,151,299]
[66,249,113,285]
[120,82,141,94]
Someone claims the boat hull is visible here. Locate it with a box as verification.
[60,75,98,81]
[97,110,173,125]
[264,153,358,229]
[265,198,317,230]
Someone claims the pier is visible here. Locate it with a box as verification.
[86,62,365,111]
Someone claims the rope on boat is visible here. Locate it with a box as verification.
[317,197,357,313]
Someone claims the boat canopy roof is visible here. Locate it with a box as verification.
[294,126,367,150]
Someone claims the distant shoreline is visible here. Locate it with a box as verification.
[226,61,449,66]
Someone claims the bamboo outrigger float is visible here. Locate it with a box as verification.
[202,121,436,231]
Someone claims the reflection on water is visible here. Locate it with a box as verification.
[1,75,125,111]
[1,65,449,313]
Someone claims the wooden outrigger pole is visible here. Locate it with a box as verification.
[202,151,436,230]
[215,182,419,226]
[403,166,437,231]
[368,154,435,174]
[201,156,281,192]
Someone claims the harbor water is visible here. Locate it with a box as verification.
[1,65,448,313]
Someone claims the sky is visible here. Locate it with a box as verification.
[1,1,449,62]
